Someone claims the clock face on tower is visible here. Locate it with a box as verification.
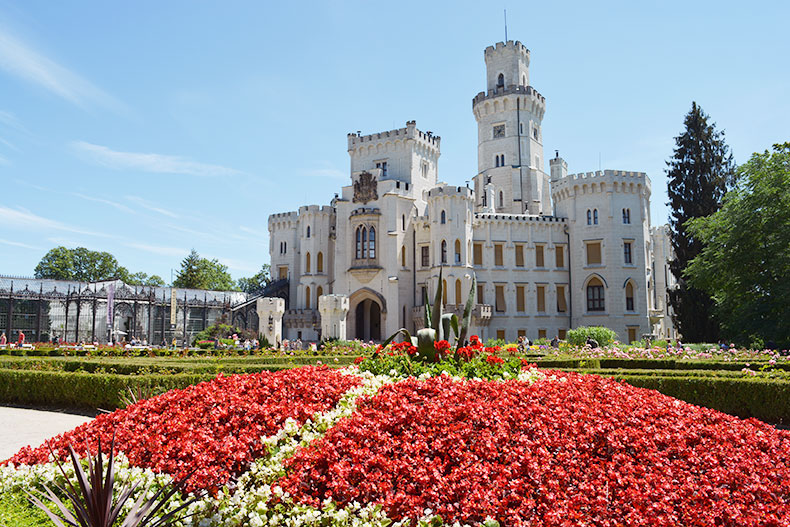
[493,124,505,139]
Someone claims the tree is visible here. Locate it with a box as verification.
[35,246,123,282]
[666,102,735,343]
[685,143,790,349]
[237,264,271,295]
[172,249,237,291]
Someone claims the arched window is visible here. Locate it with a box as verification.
[497,73,504,88]
[361,227,368,258]
[455,279,462,305]
[587,210,592,225]
[440,210,446,224]
[454,239,461,264]
[522,74,526,86]
[402,214,406,230]
[305,252,311,273]
[368,227,376,258]
[441,240,447,264]
[306,226,310,238]
[587,277,605,312]
[401,246,406,267]
[305,286,311,310]
[499,191,504,209]
[355,227,362,259]
[317,252,323,273]
[442,279,448,305]
[593,209,599,225]
[317,286,323,308]
[625,282,635,311]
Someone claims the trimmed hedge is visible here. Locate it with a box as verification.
[535,357,790,372]
[609,374,790,425]
[0,370,218,410]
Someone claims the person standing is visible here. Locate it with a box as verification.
[0,332,6,346]
[17,331,25,347]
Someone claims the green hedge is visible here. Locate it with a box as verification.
[535,357,790,372]
[0,370,220,410]
[609,374,790,425]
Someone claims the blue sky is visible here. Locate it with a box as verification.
[1,0,788,282]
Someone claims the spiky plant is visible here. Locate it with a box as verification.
[381,267,477,362]
[26,436,196,527]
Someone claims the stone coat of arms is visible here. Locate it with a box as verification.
[353,171,378,204]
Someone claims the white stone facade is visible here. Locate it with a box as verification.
[267,40,676,344]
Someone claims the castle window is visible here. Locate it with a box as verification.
[368,227,376,258]
[284,242,287,253]
[473,243,483,266]
[533,126,539,140]
[535,245,545,267]
[305,252,311,273]
[305,286,311,310]
[402,214,406,230]
[361,227,367,258]
[455,279,462,304]
[494,244,504,266]
[442,279,448,305]
[355,228,362,259]
[587,210,592,225]
[317,286,323,308]
[519,122,523,135]
[401,246,406,267]
[440,210,446,224]
[317,252,324,273]
[499,191,504,209]
[586,277,605,312]
[477,283,485,304]
[586,242,602,266]
[623,208,631,224]
[422,162,429,178]
[455,239,462,264]
[375,161,388,177]
[626,282,635,311]
[497,73,504,88]
[421,246,430,267]
[516,285,525,312]
[537,285,546,312]
[515,244,524,267]
[593,209,599,225]
[493,124,505,138]
[306,226,310,238]
[522,74,526,86]
[495,285,506,312]
[624,241,633,264]
[441,240,447,264]
[555,245,565,268]
[557,285,568,313]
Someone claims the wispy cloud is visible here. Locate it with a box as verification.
[0,109,27,133]
[0,206,109,237]
[303,163,346,180]
[125,195,179,218]
[0,28,124,112]
[0,237,40,250]
[72,192,135,214]
[0,153,8,165]
[0,136,19,152]
[71,141,243,178]
[125,242,186,257]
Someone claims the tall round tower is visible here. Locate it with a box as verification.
[472,41,549,215]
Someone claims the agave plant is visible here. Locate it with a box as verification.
[26,435,196,527]
[381,267,477,362]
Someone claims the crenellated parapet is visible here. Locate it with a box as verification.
[347,120,440,156]
[551,169,651,203]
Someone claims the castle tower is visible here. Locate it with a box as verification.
[472,41,549,215]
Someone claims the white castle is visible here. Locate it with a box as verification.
[265,40,677,345]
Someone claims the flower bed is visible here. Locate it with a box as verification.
[2,352,790,526]
[4,366,360,494]
[280,373,790,526]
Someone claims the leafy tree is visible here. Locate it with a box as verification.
[666,102,735,343]
[173,249,237,291]
[237,264,271,295]
[35,246,165,286]
[685,143,790,349]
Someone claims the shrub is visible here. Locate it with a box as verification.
[484,337,507,348]
[567,326,618,347]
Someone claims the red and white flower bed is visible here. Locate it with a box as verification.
[3,365,790,526]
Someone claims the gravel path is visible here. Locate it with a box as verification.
[0,406,92,461]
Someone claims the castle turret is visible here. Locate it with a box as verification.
[472,41,549,215]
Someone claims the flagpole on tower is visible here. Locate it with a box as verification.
[504,9,508,41]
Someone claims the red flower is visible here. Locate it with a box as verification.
[434,340,451,353]
[354,356,366,364]
[485,354,505,365]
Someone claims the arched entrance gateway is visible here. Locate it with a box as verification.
[347,288,386,342]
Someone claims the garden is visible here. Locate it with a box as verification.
[1,329,789,526]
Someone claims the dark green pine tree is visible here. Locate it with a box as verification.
[666,102,735,343]
[173,249,204,289]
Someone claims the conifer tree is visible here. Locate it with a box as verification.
[666,102,735,342]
